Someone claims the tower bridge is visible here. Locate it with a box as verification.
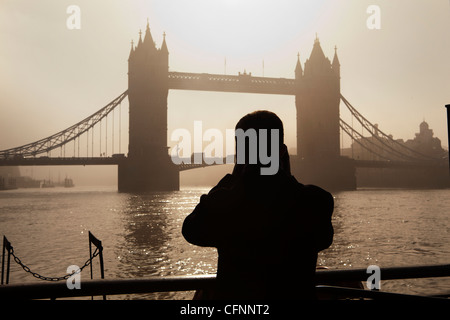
[1,22,448,191]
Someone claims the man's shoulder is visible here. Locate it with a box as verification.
[289,176,333,204]
[206,174,234,193]
[288,175,321,191]
[303,184,332,197]
[204,174,241,203]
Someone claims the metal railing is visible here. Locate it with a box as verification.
[1,233,104,287]
[1,236,12,285]
[0,264,449,300]
[2,233,449,300]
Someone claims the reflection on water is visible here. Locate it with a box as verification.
[0,186,449,299]
[114,190,217,299]
[326,189,450,296]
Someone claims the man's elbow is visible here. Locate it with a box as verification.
[182,219,196,244]
[182,219,214,247]
[316,224,334,252]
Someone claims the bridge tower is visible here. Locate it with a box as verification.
[293,37,355,190]
[118,23,179,192]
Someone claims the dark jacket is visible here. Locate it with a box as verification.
[182,168,334,299]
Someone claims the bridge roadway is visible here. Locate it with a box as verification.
[0,156,125,167]
[353,159,448,169]
[0,156,446,170]
[0,156,213,171]
[168,71,296,95]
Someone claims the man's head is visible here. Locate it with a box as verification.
[235,110,284,146]
[234,110,287,175]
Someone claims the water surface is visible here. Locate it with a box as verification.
[1,186,449,299]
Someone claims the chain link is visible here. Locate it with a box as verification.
[8,245,100,281]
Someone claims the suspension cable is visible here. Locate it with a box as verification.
[341,94,439,161]
[341,95,420,161]
[119,102,122,154]
[0,90,128,158]
[340,119,394,161]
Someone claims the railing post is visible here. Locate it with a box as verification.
[88,231,105,300]
[1,236,12,285]
[445,104,450,174]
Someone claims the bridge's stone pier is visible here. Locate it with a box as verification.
[118,156,179,192]
[291,156,356,191]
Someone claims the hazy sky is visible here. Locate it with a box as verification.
[1,0,450,184]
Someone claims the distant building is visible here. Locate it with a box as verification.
[404,121,445,158]
[343,121,446,161]
[0,167,20,190]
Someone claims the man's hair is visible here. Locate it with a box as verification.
[234,110,284,167]
[235,110,284,146]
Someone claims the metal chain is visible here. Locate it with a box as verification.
[8,245,100,281]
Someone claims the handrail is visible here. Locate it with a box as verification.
[1,232,104,285]
[0,275,216,300]
[0,264,449,300]
[315,285,448,301]
[316,264,450,282]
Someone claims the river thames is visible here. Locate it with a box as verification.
[0,185,449,299]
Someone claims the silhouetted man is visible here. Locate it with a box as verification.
[182,110,334,299]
